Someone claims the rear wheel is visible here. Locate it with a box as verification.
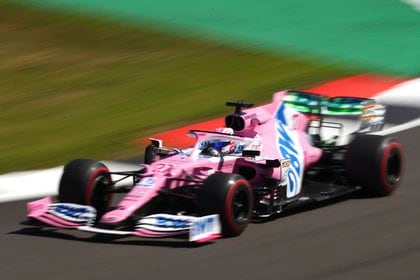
[58,159,113,218]
[198,173,253,237]
[347,134,403,196]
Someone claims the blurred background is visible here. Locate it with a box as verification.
[1,0,419,173]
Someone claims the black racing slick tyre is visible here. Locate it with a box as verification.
[347,134,403,196]
[198,173,253,237]
[58,159,112,218]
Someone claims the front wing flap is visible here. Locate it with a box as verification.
[27,197,221,242]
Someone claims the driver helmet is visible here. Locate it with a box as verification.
[214,140,236,154]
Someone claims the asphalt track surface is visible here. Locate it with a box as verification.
[1,127,419,280]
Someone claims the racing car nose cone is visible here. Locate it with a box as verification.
[101,209,129,224]
[105,216,117,222]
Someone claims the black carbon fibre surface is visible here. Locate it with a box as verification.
[0,127,419,280]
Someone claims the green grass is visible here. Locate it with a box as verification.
[0,2,355,173]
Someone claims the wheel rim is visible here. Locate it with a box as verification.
[385,146,401,186]
[232,187,251,226]
[89,175,112,215]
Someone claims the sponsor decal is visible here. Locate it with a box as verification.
[291,114,300,130]
[136,177,156,188]
[156,216,190,229]
[275,104,304,197]
[189,215,221,242]
[137,214,192,232]
[281,159,291,168]
[49,203,96,225]
[360,102,386,131]
[136,214,221,240]
[234,143,245,153]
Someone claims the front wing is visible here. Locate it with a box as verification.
[26,197,221,243]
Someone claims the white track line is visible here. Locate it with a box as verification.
[0,167,63,203]
[375,78,420,108]
[371,78,420,135]
[0,161,141,203]
[373,118,420,136]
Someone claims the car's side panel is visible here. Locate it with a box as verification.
[274,103,305,198]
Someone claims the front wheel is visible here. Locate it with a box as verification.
[198,173,253,237]
[58,159,113,218]
[347,134,403,196]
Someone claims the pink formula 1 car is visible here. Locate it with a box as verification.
[26,91,403,242]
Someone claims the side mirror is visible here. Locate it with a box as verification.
[265,159,281,168]
[242,150,260,157]
[150,138,163,148]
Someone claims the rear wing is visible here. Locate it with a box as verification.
[283,91,325,115]
[284,90,386,134]
[284,91,383,116]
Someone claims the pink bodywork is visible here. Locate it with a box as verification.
[28,196,83,228]
[100,91,322,224]
[27,91,322,237]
